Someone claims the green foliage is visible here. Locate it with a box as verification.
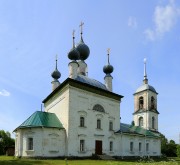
[0,156,179,165]
[131,121,135,126]
[177,145,180,158]
[0,130,15,155]
[160,133,177,157]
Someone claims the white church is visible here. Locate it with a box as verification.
[14,25,161,158]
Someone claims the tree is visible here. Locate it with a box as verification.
[160,133,177,157]
[167,140,177,157]
[131,121,135,126]
[160,133,168,155]
[0,130,15,155]
[177,145,180,158]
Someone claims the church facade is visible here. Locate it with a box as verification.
[14,27,161,158]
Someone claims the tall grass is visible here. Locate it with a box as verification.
[0,156,179,165]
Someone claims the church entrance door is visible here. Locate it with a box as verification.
[95,140,102,155]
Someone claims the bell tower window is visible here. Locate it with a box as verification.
[152,116,155,129]
[139,97,144,109]
[151,96,155,109]
[138,117,143,127]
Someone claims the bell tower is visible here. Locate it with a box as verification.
[133,59,159,131]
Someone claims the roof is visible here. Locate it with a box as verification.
[43,78,123,103]
[133,109,160,115]
[14,111,63,131]
[116,123,160,138]
[135,84,157,94]
[75,75,108,90]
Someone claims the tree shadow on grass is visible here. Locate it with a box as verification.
[0,159,50,165]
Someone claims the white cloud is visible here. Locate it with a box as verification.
[144,0,180,41]
[128,16,137,29]
[0,89,10,96]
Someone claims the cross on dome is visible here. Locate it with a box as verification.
[107,48,110,64]
[143,58,148,84]
[79,21,84,35]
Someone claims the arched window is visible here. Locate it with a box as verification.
[151,96,155,109]
[109,121,113,131]
[80,117,85,127]
[97,119,101,129]
[93,104,105,113]
[152,117,155,129]
[139,97,144,109]
[139,117,143,127]
[110,141,113,151]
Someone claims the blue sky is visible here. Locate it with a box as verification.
[0,0,179,143]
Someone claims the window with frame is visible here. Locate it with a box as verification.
[146,143,149,152]
[139,97,144,109]
[151,96,155,109]
[80,140,85,152]
[50,137,58,151]
[97,119,101,129]
[109,121,113,131]
[27,138,33,150]
[110,141,113,151]
[80,116,85,127]
[93,104,105,113]
[139,142,142,152]
[130,142,133,152]
[152,117,155,129]
[139,117,143,127]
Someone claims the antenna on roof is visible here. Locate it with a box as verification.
[41,104,43,112]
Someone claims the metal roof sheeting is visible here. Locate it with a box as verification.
[135,84,157,93]
[14,111,63,131]
[75,75,108,90]
[116,123,160,138]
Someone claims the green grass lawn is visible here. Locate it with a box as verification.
[0,156,179,165]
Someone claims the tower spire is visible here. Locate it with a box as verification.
[143,58,148,84]
[55,54,58,70]
[103,48,114,92]
[107,48,111,64]
[72,30,75,48]
[79,21,84,41]
[51,55,61,91]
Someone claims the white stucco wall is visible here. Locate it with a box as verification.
[134,111,158,131]
[116,133,161,157]
[42,84,161,157]
[66,86,121,156]
[15,128,65,157]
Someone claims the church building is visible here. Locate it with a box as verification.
[14,24,161,158]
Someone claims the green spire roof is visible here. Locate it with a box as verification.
[14,111,63,131]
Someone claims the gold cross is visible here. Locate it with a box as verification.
[72,30,75,38]
[55,54,58,69]
[144,58,147,64]
[79,22,84,34]
[107,48,110,55]
[107,48,110,64]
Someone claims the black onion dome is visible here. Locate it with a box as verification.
[103,64,114,74]
[51,69,61,79]
[76,39,90,61]
[68,47,80,61]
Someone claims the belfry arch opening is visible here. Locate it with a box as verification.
[151,96,155,109]
[138,117,143,127]
[139,97,144,109]
[152,116,155,129]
